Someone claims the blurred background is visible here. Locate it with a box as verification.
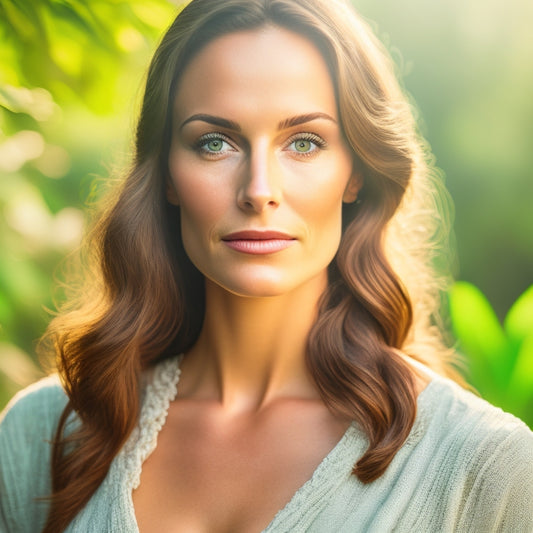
[0,0,532,425]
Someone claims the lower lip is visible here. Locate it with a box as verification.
[222,239,296,255]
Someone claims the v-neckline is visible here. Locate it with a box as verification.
[119,355,434,533]
[261,422,364,532]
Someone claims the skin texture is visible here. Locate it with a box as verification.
[166,30,359,298]
[133,27,362,533]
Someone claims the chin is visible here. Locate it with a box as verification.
[211,276,295,299]
[205,266,329,300]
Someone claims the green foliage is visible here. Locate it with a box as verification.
[449,282,533,427]
[0,0,532,421]
[354,0,533,316]
[0,0,178,408]
[0,0,178,112]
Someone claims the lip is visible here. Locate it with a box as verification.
[222,230,295,241]
[221,230,296,255]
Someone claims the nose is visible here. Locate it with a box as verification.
[237,142,282,213]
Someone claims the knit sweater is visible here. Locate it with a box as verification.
[1,356,532,533]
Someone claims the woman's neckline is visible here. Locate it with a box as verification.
[123,354,439,533]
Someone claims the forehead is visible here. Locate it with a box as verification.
[173,26,338,123]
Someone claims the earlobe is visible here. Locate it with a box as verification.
[166,179,180,206]
[342,172,363,203]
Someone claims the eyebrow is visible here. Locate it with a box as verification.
[277,112,337,130]
[180,114,241,132]
[179,112,336,132]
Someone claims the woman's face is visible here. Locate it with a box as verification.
[168,26,359,297]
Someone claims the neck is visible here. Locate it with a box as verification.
[180,273,328,412]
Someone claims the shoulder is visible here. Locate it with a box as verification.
[0,375,69,452]
[1,374,67,429]
[0,374,68,469]
[0,376,68,533]
[419,372,532,448]
[417,372,533,531]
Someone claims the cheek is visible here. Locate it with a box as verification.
[289,186,344,273]
[298,162,352,256]
[179,185,224,228]
[174,181,222,274]
[296,163,351,227]
[312,195,344,246]
[169,155,229,233]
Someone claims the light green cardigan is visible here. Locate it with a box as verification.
[1,357,532,532]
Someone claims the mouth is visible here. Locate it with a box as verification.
[221,230,296,255]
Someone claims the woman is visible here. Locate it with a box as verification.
[0,0,532,531]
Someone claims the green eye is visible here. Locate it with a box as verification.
[287,134,325,155]
[206,139,224,152]
[196,134,233,155]
[294,139,313,152]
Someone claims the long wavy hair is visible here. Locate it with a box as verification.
[41,0,456,531]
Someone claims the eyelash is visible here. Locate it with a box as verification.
[285,132,327,156]
[194,132,235,156]
[193,131,328,157]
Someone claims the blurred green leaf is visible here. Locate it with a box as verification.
[507,334,533,416]
[0,1,47,42]
[504,285,533,348]
[0,0,176,112]
[449,281,511,389]
[450,281,533,427]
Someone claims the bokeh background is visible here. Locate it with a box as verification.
[1,0,532,425]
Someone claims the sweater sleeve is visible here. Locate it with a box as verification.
[458,421,533,532]
[0,377,68,533]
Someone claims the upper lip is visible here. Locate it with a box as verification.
[222,230,295,241]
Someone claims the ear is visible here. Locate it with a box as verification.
[342,172,363,203]
[166,178,180,206]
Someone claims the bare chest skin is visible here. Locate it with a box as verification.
[132,397,350,533]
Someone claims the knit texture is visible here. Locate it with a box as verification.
[1,356,532,533]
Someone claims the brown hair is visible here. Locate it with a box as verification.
[41,0,456,531]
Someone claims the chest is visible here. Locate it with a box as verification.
[132,400,349,533]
